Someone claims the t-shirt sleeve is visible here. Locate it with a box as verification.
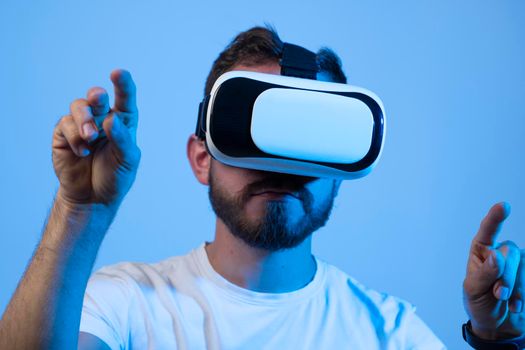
[79,268,133,350]
[404,309,447,350]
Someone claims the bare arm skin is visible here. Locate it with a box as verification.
[0,69,140,349]
[0,195,116,349]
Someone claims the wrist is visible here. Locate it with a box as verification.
[43,190,120,250]
[55,187,121,213]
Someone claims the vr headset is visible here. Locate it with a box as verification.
[195,43,386,180]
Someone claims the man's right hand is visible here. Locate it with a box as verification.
[0,70,141,349]
[52,69,141,208]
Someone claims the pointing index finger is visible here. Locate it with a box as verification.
[473,202,511,247]
[110,69,137,113]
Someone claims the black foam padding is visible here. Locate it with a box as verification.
[209,77,384,173]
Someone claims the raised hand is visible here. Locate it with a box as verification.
[52,69,141,207]
[463,202,525,340]
[0,70,142,349]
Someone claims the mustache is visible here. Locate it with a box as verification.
[241,174,315,204]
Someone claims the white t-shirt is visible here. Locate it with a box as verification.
[80,243,446,349]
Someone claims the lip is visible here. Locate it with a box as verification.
[252,190,299,199]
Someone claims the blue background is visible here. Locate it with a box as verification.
[1,0,523,348]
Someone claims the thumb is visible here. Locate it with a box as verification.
[466,249,505,298]
[103,113,140,169]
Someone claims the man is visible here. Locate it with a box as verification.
[0,26,522,349]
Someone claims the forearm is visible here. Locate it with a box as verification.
[0,194,118,349]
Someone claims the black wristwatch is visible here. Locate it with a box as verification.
[463,321,525,349]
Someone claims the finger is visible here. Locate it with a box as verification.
[110,69,137,113]
[70,98,99,142]
[87,87,110,136]
[102,114,140,168]
[473,202,512,247]
[509,250,525,313]
[493,241,521,301]
[464,248,505,298]
[54,115,91,157]
[87,87,110,116]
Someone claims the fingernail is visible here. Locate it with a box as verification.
[498,286,510,300]
[83,123,96,138]
[488,253,496,268]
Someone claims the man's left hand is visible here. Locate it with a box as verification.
[463,202,525,340]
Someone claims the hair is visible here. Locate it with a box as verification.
[204,25,347,96]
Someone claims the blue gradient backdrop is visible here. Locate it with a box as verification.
[1,1,523,348]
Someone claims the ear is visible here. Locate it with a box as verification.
[187,134,211,186]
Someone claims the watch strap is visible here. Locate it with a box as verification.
[463,321,525,349]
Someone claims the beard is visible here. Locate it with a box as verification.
[208,164,338,251]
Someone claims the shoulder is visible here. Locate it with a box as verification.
[81,251,196,330]
[88,247,198,288]
[319,258,415,313]
[318,259,445,349]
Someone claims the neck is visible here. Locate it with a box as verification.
[205,218,317,293]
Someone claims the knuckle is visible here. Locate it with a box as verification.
[56,115,71,127]
[503,240,519,248]
[509,243,521,258]
[64,127,80,142]
[463,279,475,296]
[60,117,78,135]
[87,86,106,97]
[69,98,83,110]
[69,98,89,114]
[60,119,80,138]
[498,240,520,256]
[88,88,109,106]
[63,114,74,123]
